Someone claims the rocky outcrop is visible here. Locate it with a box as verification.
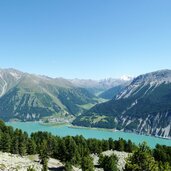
[0,152,64,171]
[91,150,130,171]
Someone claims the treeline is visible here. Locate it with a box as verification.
[125,142,171,171]
[0,120,136,170]
[0,120,171,171]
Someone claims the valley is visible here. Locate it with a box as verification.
[73,70,171,138]
[0,68,171,140]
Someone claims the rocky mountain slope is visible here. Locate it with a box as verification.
[0,69,97,121]
[0,152,65,171]
[73,70,171,138]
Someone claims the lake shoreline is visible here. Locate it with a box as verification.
[68,124,171,141]
[6,121,171,146]
[68,124,116,132]
[39,121,171,140]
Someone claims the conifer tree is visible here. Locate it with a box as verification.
[39,140,49,171]
[27,139,37,155]
[1,132,11,152]
[125,142,159,171]
[99,154,118,171]
[65,161,73,171]
[81,156,94,171]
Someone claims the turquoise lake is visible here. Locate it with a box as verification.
[6,122,171,148]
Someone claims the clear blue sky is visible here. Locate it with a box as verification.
[0,0,171,79]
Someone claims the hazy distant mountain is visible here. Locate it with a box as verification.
[73,70,171,138]
[70,77,132,95]
[98,78,132,99]
[0,69,97,121]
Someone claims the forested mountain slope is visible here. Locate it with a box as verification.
[73,70,171,138]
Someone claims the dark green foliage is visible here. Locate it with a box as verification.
[115,138,125,151]
[41,158,48,171]
[65,162,73,171]
[27,139,37,155]
[153,144,171,166]
[73,115,117,129]
[157,161,171,171]
[39,140,49,171]
[81,156,94,171]
[11,129,28,156]
[125,140,135,153]
[125,142,158,171]
[39,140,49,161]
[125,142,171,170]
[99,85,125,99]
[99,154,118,171]
[108,138,115,150]
[87,138,102,154]
[1,132,12,152]
[63,136,80,164]
[0,121,170,171]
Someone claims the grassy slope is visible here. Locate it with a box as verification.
[0,74,99,121]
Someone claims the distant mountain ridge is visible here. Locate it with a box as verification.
[70,77,132,95]
[0,68,98,121]
[73,69,171,138]
[0,68,129,121]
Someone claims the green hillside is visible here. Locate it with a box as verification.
[0,69,98,121]
[73,70,171,138]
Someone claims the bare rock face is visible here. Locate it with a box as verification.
[0,152,64,171]
[102,150,130,171]
[0,152,42,171]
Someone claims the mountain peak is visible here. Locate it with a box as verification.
[120,75,133,81]
[132,69,171,84]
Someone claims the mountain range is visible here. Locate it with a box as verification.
[73,70,171,138]
[1,68,170,138]
[0,68,128,121]
[70,77,131,95]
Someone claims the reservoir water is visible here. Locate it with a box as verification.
[6,122,171,148]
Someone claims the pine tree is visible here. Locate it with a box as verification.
[99,154,118,171]
[27,139,37,155]
[108,138,115,150]
[58,139,67,161]
[64,136,79,164]
[1,132,11,152]
[125,142,159,171]
[39,140,49,171]
[116,138,125,151]
[65,161,73,171]
[81,156,94,171]
[41,158,48,171]
[19,131,28,156]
